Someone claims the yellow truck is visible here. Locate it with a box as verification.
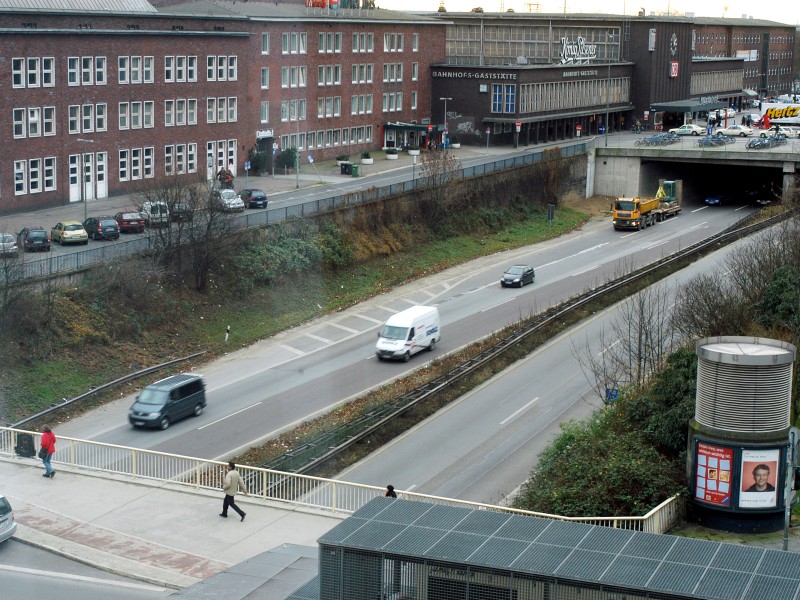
[612,180,682,231]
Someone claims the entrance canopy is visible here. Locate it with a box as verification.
[650,98,727,113]
[384,121,438,132]
[742,89,758,98]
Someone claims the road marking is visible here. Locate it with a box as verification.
[350,313,384,324]
[689,221,709,230]
[646,240,669,249]
[538,242,610,268]
[571,265,600,276]
[599,339,622,356]
[198,402,262,429]
[500,396,539,425]
[330,322,359,333]
[0,563,168,591]
[305,333,331,343]
[277,344,305,356]
[481,296,517,311]
[692,206,708,212]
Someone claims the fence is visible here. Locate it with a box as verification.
[13,143,588,281]
[0,425,680,533]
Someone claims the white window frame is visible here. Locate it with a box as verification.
[43,57,55,87]
[68,57,79,86]
[118,56,129,84]
[119,102,129,130]
[27,57,40,87]
[119,149,129,181]
[165,56,174,82]
[81,104,94,133]
[165,99,175,126]
[44,156,56,191]
[188,98,197,125]
[69,105,80,134]
[261,67,269,89]
[176,56,186,82]
[144,101,154,128]
[228,97,237,122]
[95,56,106,85]
[44,106,56,136]
[13,108,26,138]
[188,56,197,82]
[29,158,41,193]
[261,32,270,54]
[144,56,154,83]
[95,103,107,132]
[12,58,25,88]
[14,160,27,195]
[81,57,93,85]
[260,101,269,123]
[207,97,216,123]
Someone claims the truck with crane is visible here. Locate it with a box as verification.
[612,180,683,231]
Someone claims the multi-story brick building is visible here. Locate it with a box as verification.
[692,17,796,99]
[0,0,444,213]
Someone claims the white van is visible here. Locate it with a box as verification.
[376,305,440,362]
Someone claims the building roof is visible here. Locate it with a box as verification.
[0,0,156,12]
[319,498,800,600]
[163,0,443,23]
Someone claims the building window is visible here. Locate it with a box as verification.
[81,104,93,133]
[261,32,270,54]
[260,101,269,123]
[261,67,269,89]
[384,33,404,52]
[119,150,129,181]
[352,32,374,53]
[43,57,55,86]
[12,58,25,88]
[118,56,129,84]
[29,158,41,193]
[14,160,27,194]
[95,57,106,85]
[492,83,516,113]
[412,62,418,81]
[165,56,174,82]
[27,57,41,87]
[43,106,56,135]
[165,100,174,126]
[382,92,402,112]
[411,91,417,110]
[188,56,197,82]
[412,32,419,51]
[188,98,197,124]
[13,108,25,138]
[119,103,129,129]
[44,157,56,191]
[96,103,106,131]
[281,32,307,54]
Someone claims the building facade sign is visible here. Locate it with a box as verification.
[432,71,517,80]
[559,36,597,64]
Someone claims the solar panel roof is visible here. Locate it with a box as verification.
[317,498,800,600]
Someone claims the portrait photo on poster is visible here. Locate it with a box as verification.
[738,448,780,509]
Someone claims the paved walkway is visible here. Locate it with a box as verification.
[1,456,343,591]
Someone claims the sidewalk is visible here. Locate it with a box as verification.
[0,145,512,236]
[1,457,343,592]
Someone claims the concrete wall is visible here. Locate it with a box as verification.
[589,150,642,198]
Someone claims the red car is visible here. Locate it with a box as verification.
[114,211,146,234]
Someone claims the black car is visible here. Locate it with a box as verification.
[83,216,120,240]
[501,265,535,287]
[240,189,268,209]
[170,202,192,221]
[17,227,51,252]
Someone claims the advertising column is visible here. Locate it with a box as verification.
[694,442,733,507]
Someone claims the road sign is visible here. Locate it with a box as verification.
[308,154,314,163]
[244,161,251,170]
[515,121,521,132]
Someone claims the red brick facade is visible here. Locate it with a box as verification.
[0,7,445,213]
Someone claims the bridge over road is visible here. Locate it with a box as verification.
[589,141,799,202]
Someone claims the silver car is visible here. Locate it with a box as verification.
[0,495,17,543]
[0,233,18,257]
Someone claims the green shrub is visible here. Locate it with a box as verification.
[361,151,372,159]
[276,147,298,169]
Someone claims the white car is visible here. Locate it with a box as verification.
[759,125,800,138]
[716,124,753,137]
[0,233,18,256]
[669,124,705,136]
[725,107,736,118]
[214,189,245,213]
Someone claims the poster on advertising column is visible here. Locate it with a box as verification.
[695,442,733,506]
[739,449,780,509]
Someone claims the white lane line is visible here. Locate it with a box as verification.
[277,344,305,356]
[500,396,540,426]
[199,402,262,429]
[538,242,610,269]
[692,207,708,212]
[305,333,332,343]
[571,265,600,276]
[599,339,622,356]
[350,313,385,324]
[646,240,670,249]
[330,322,359,333]
[0,563,168,591]
[481,296,517,311]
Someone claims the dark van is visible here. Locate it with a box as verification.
[128,374,206,430]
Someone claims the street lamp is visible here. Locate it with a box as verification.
[604,32,618,147]
[439,97,452,145]
[77,138,95,222]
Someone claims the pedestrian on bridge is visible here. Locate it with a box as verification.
[40,425,56,478]
[220,461,248,521]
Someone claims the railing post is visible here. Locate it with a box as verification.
[132,450,137,479]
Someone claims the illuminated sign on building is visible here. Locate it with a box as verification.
[559,36,597,65]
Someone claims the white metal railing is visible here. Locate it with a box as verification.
[0,426,682,532]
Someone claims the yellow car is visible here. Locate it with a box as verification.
[50,220,89,245]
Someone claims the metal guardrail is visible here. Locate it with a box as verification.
[0,425,681,532]
[13,144,588,280]
[9,351,206,429]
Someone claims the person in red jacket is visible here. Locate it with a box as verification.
[40,425,56,478]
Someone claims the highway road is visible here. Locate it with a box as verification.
[59,196,757,472]
[334,232,754,503]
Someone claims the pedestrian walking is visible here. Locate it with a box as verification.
[220,461,248,521]
[40,425,56,478]
[385,484,397,498]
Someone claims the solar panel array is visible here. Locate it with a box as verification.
[310,497,800,600]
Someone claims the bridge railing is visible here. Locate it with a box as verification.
[0,425,681,532]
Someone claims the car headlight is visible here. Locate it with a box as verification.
[148,412,161,418]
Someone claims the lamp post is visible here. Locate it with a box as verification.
[604,32,618,148]
[439,97,452,145]
[77,138,95,222]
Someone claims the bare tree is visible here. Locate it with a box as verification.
[416,147,464,228]
[573,282,682,402]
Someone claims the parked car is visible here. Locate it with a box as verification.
[716,124,753,137]
[51,220,89,245]
[668,124,704,136]
[0,233,18,257]
[83,216,120,240]
[140,201,170,227]
[500,265,535,287]
[128,373,207,430]
[759,125,800,138]
[726,107,736,118]
[213,189,245,213]
[240,189,268,209]
[169,201,193,222]
[704,193,729,206]
[17,227,51,252]
[0,495,17,544]
[114,211,146,233]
